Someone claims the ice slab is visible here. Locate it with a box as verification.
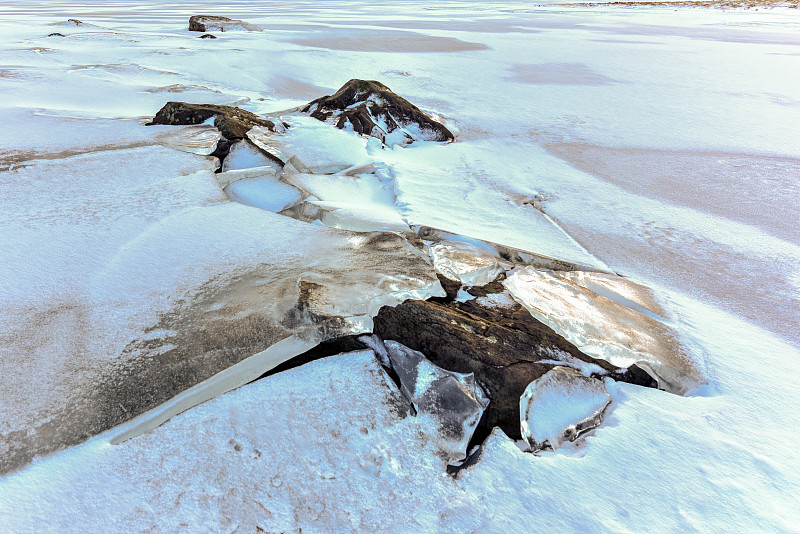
[249,115,372,169]
[153,124,221,155]
[520,366,611,452]
[504,267,704,394]
[427,240,507,286]
[221,140,282,172]
[224,176,303,212]
[382,340,489,464]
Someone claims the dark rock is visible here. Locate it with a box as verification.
[47,33,65,37]
[209,137,233,168]
[188,15,260,32]
[148,102,275,141]
[199,33,218,39]
[372,275,644,448]
[67,19,84,25]
[301,79,454,146]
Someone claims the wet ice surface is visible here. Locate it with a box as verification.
[2,0,800,531]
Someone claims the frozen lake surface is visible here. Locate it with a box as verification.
[1,0,798,532]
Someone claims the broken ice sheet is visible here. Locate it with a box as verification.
[221,140,283,172]
[380,340,489,464]
[153,124,221,155]
[224,176,303,212]
[0,199,444,474]
[520,366,611,452]
[426,240,507,286]
[504,266,704,395]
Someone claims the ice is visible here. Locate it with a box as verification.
[221,140,282,172]
[504,267,705,394]
[382,340,489,464]
[426,240,507,286]
[1,170,443,473]
[153,124,221,155]
[224,176,303,212]
[279,169,409,231]
[250,115,373,169]
[2,1,800,531]
[519,366,612,452]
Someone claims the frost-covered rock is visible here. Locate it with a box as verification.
[188,15,261,32]
[301,79,454,146]
[520,366,611,452]
[504,267,704,394]
[378,340,489,463]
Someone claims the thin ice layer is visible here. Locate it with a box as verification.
[503,267,704,394]
[520,366,611,451]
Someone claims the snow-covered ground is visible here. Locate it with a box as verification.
[1,0,798,532]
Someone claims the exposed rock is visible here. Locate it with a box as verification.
[504,266,704,394]
[367,338,489,464]
[47,33,65,37]
[199,33,217,39]
[520,366,611,452]
[372,274,652,447]
[188,15,260,32]
[148,102,277,141]
[301,79,454,146]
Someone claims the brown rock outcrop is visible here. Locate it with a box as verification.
[302,79,454,145]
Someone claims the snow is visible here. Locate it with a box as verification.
[1,0,799,531]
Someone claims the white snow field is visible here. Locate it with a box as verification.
[1,0,799,532]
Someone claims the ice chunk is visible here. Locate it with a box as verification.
[224,176,303,212]
[504,267,704,394]
[278,170,409,232]
[221,140,282,173]
[215,165,279,189]
[153,124,221,155]
[427,240,507,286]
[382,340,489,463]
[520,366,611,452]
